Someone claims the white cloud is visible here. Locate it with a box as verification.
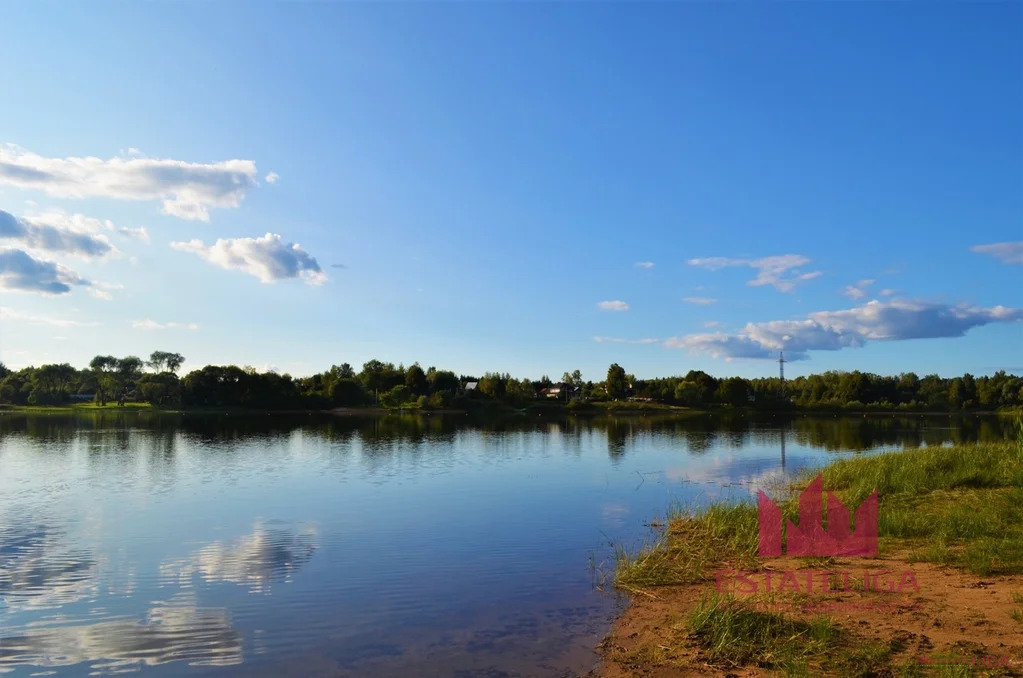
[0,306,98,327]
[264,172,279,184]
[25,209,149,243]
[88,281,125,301]
[879,288,898,297]
[593,336,660,344]
[683,296,717,305]
[971,241,1023,265]
[0,209,117,259]
[171,232,327,285]
[702,320,721,328]
[688,254,822,292]
[665,299,1022,360]
[131,319,199,330]
[596,300,629,311]
[0,248,90,294]
[0,144,259,222]
[841,278,875,300]
[634,261,654,269]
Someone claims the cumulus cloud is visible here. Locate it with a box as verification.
[264,172,279,184]
[971,241,1023,265]
[131,319,199,330]
[596,300,630,311]
[841,278,875,300]
[28,209,149,243]
[634,261,654,269]
[171,232,327,285]
[683,296,717,305]
[664,299,1022,360]
[0,209,117,259]
[0,144,258,222]
[688,254,822,292]
[593,336,660,344]
[0,248,90,294]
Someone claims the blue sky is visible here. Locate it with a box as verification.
[0,2,1020,380]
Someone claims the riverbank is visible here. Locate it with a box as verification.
[594,438,1023,677]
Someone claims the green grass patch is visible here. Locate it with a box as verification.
[614,502,759,588]
[616,442,1023,587]
[685,594,899,677]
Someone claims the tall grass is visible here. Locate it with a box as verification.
[614,502,759,588]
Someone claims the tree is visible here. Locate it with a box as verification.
[606,363,627,400]
[329,378,367,406]
[148,351,185,374]
[89,355,119,406]
[427,369,459,394]
[405,364,428,395]
[716,377,751,407]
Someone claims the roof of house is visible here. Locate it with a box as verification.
[464,381,478,390]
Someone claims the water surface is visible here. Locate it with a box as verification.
[0,412,1012,676]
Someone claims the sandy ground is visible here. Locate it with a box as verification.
[590,554,1023,677]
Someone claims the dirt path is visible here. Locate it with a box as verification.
[590,555,1023,677]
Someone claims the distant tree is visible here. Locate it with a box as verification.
[148,351,185,374]
[405,364,428,395]
[427,369,459,394]
[380,384,411,407]
[329,378,368,407]
[716,377,750,407]
[89,355,119,405]
[606,364,627,400]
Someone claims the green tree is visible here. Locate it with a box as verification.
[148,351,185,374]
[606,363,627,400]
[405,364,428,395]
[329,378,367,406]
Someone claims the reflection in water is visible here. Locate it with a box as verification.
[162,523,317,594]
[0,411,1015,678]
[780,428,786,470]
[0,595,242,673]
[0,523,96,612]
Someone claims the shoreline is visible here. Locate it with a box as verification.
[1,402,1017,418]
[591,438,1023,676]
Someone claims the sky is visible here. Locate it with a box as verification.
[0,2,1020,381]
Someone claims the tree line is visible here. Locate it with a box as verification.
[0,353,1020,412]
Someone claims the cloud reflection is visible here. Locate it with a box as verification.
[0,595,242,673]
[0,524,97,612]
[162,522,317,594]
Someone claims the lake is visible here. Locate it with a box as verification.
[0,412,1013,677]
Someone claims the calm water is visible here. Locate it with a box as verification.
[0,412,1013,677]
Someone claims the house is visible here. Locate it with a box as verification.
[542,382,582,401]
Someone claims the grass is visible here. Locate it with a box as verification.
[0,401,157,413]
[687,594,838,672]
[609,436,1023,676]
[616,441,1023,589]
[619,594,897,677]
[614,501,759,589]
[815,441,1023,575]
